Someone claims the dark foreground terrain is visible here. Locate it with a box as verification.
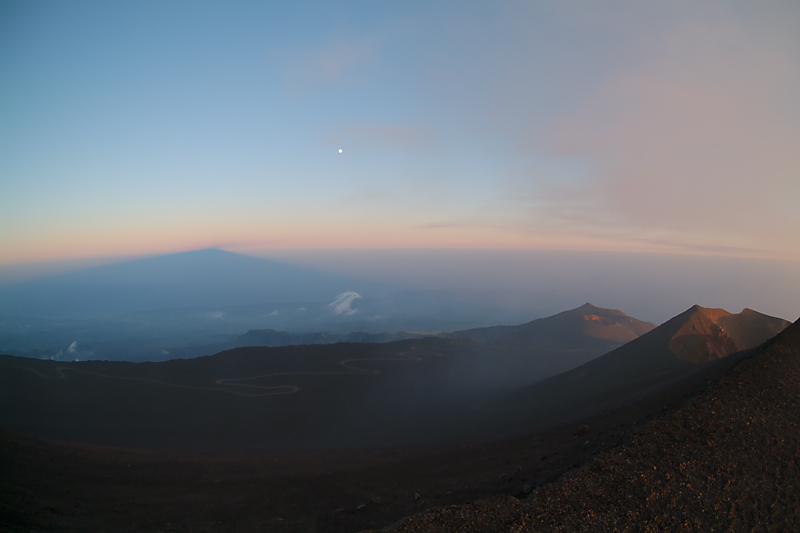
[383,317,800,532]
[0,362,743,533]
[3,317,795,532]
[0,304,662,451]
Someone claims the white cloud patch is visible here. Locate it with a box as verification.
[329,291,362,315]
[208,311,223,319]
[270,310,279,316]
[298,307,307,312]
[67,341,78,353]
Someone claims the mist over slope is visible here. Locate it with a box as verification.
[446,303,656,390]
[167,329,435,360]
[0,303,657,449]
[450,303,654,344]
[385,316,800,533]
[0,304,794,532]
[169,304,656,383]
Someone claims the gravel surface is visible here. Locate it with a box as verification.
[380,319,800,533]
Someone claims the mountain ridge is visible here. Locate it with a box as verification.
[165,304,655,368]
[667,305,790,363]
[448,302,655,345]
[507,304,790,414]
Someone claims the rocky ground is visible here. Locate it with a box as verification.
[2,321,797,533]
[379,319,800,532]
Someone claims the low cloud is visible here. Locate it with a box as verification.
[208,311,223,319]
[270,310,279,316]
[329,291,362,315]
[298,307,307,312]
[535,6,800,256]
[67,341,78,354]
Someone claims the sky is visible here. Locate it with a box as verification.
[2,0,800,266]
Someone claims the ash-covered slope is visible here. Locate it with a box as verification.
[717,307,791,354]
[667,305,790,363]
[450,303,654,345]
[445,304,656,390]
[166,328,434,359]
[382,316,800,533]
[0,337,500,449]
[1,309,792,533]
[507,305,789,413]
[165,304,655,386]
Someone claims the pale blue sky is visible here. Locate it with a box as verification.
[2,1,799,263]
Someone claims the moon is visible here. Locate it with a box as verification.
[338,148,343,153]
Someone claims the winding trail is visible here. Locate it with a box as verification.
[13,346,443,398]
[15,365,296,397]
[216,346,442,393]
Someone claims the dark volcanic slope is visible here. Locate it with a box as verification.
[506,305,789,418]
[450,303,655,345]
[0,334,759,533]
[171,303,654,370]
[667,306,789,363]
[446,303,657,390]
[167,329,431,359]
[382,317,800,533]
[0,337,490,449]
[0,304,660,451]
[1,314,794,533]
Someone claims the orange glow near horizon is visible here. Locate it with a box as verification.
[3,216,798,268]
